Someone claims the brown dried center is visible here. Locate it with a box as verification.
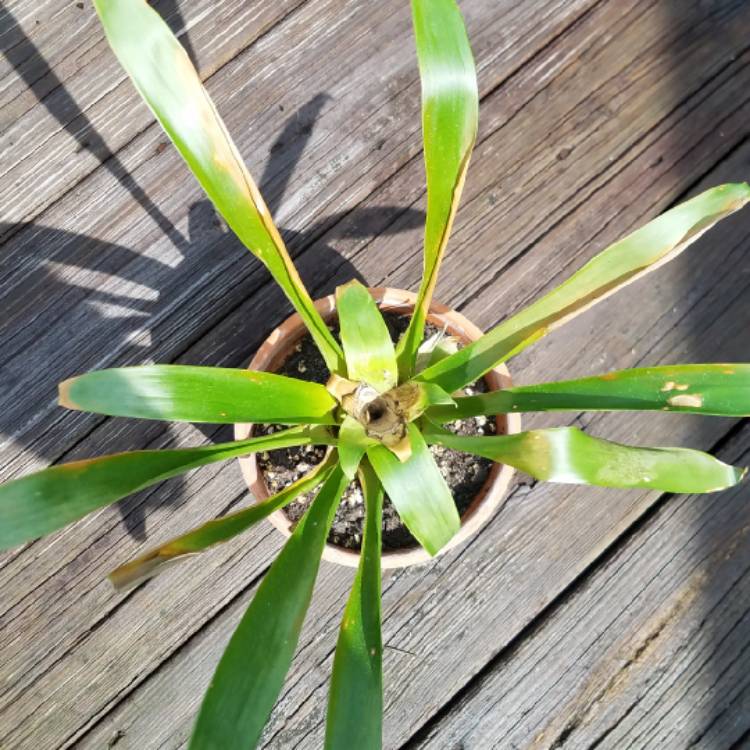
[363,398,388,424]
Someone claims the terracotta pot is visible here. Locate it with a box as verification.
[235,287,521,569]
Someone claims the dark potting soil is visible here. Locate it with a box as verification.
[255,312,496,552]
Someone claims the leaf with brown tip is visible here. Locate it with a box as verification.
[418,184,750,393]
[396,0,479,378]
[94,0,344,371]
[109,453,337,590]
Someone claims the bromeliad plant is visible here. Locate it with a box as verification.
[2,0,750,746]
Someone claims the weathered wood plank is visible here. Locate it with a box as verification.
[72,3,750,745]
[408,426,750,750]
[66,26,750,750]
[0,0,306,229]
[0,1,607,747]
[0,0,594,481]
[74,286,750,748]
[1,1,750,746]
[252,146,750,749]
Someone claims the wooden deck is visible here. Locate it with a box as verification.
[2,0,750,747]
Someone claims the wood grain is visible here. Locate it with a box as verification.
[0,0,307,229]
[408,427,750,750]
[1,0,749,748]
[0,0,594,480]
[0,1,597,746]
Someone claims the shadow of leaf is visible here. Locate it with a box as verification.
[0,19,425,540]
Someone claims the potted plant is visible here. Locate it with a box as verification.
[2,0,750,747]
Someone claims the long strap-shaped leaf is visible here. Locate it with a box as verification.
[189,465,348,750]
[368,423,459,555]
[417,183,750,393]
[0,425,332,550]
[93,0,344,372]
[60,365,337,424]
[109,453,338,590]
[396,0,479,379]
[325,461,383,750]
[424,425,746,493]
[338,415,377,479]
[428,364,750,421]
[337,281,397,392]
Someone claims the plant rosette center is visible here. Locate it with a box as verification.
[327,374,451,461]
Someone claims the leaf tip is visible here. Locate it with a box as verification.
[108,550,186,592]
[339,458,358,481]
[420,524,458,557]
[388,433,413,463]
[335,279,366,300]
[715,181,750,211]
[57,378,77,410]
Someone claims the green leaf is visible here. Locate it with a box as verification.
[189,465,348,750]
[325,461,383,750]
[424,425,746,493]
[396,0,478,379]
[417,382,456,409]
[428,364,750,421]
[337,416,377,480]
[337,281,397,392]
[0,425,332,551]
[415,329,459,373]
[108,453,338,590]
[60,365,337,424]
[368,423,459,555]
[417,183,750,393]
[93,0,344,372]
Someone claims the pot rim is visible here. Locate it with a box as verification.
[234,286,521,569]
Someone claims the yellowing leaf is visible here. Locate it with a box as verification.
[94,0,344,371]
